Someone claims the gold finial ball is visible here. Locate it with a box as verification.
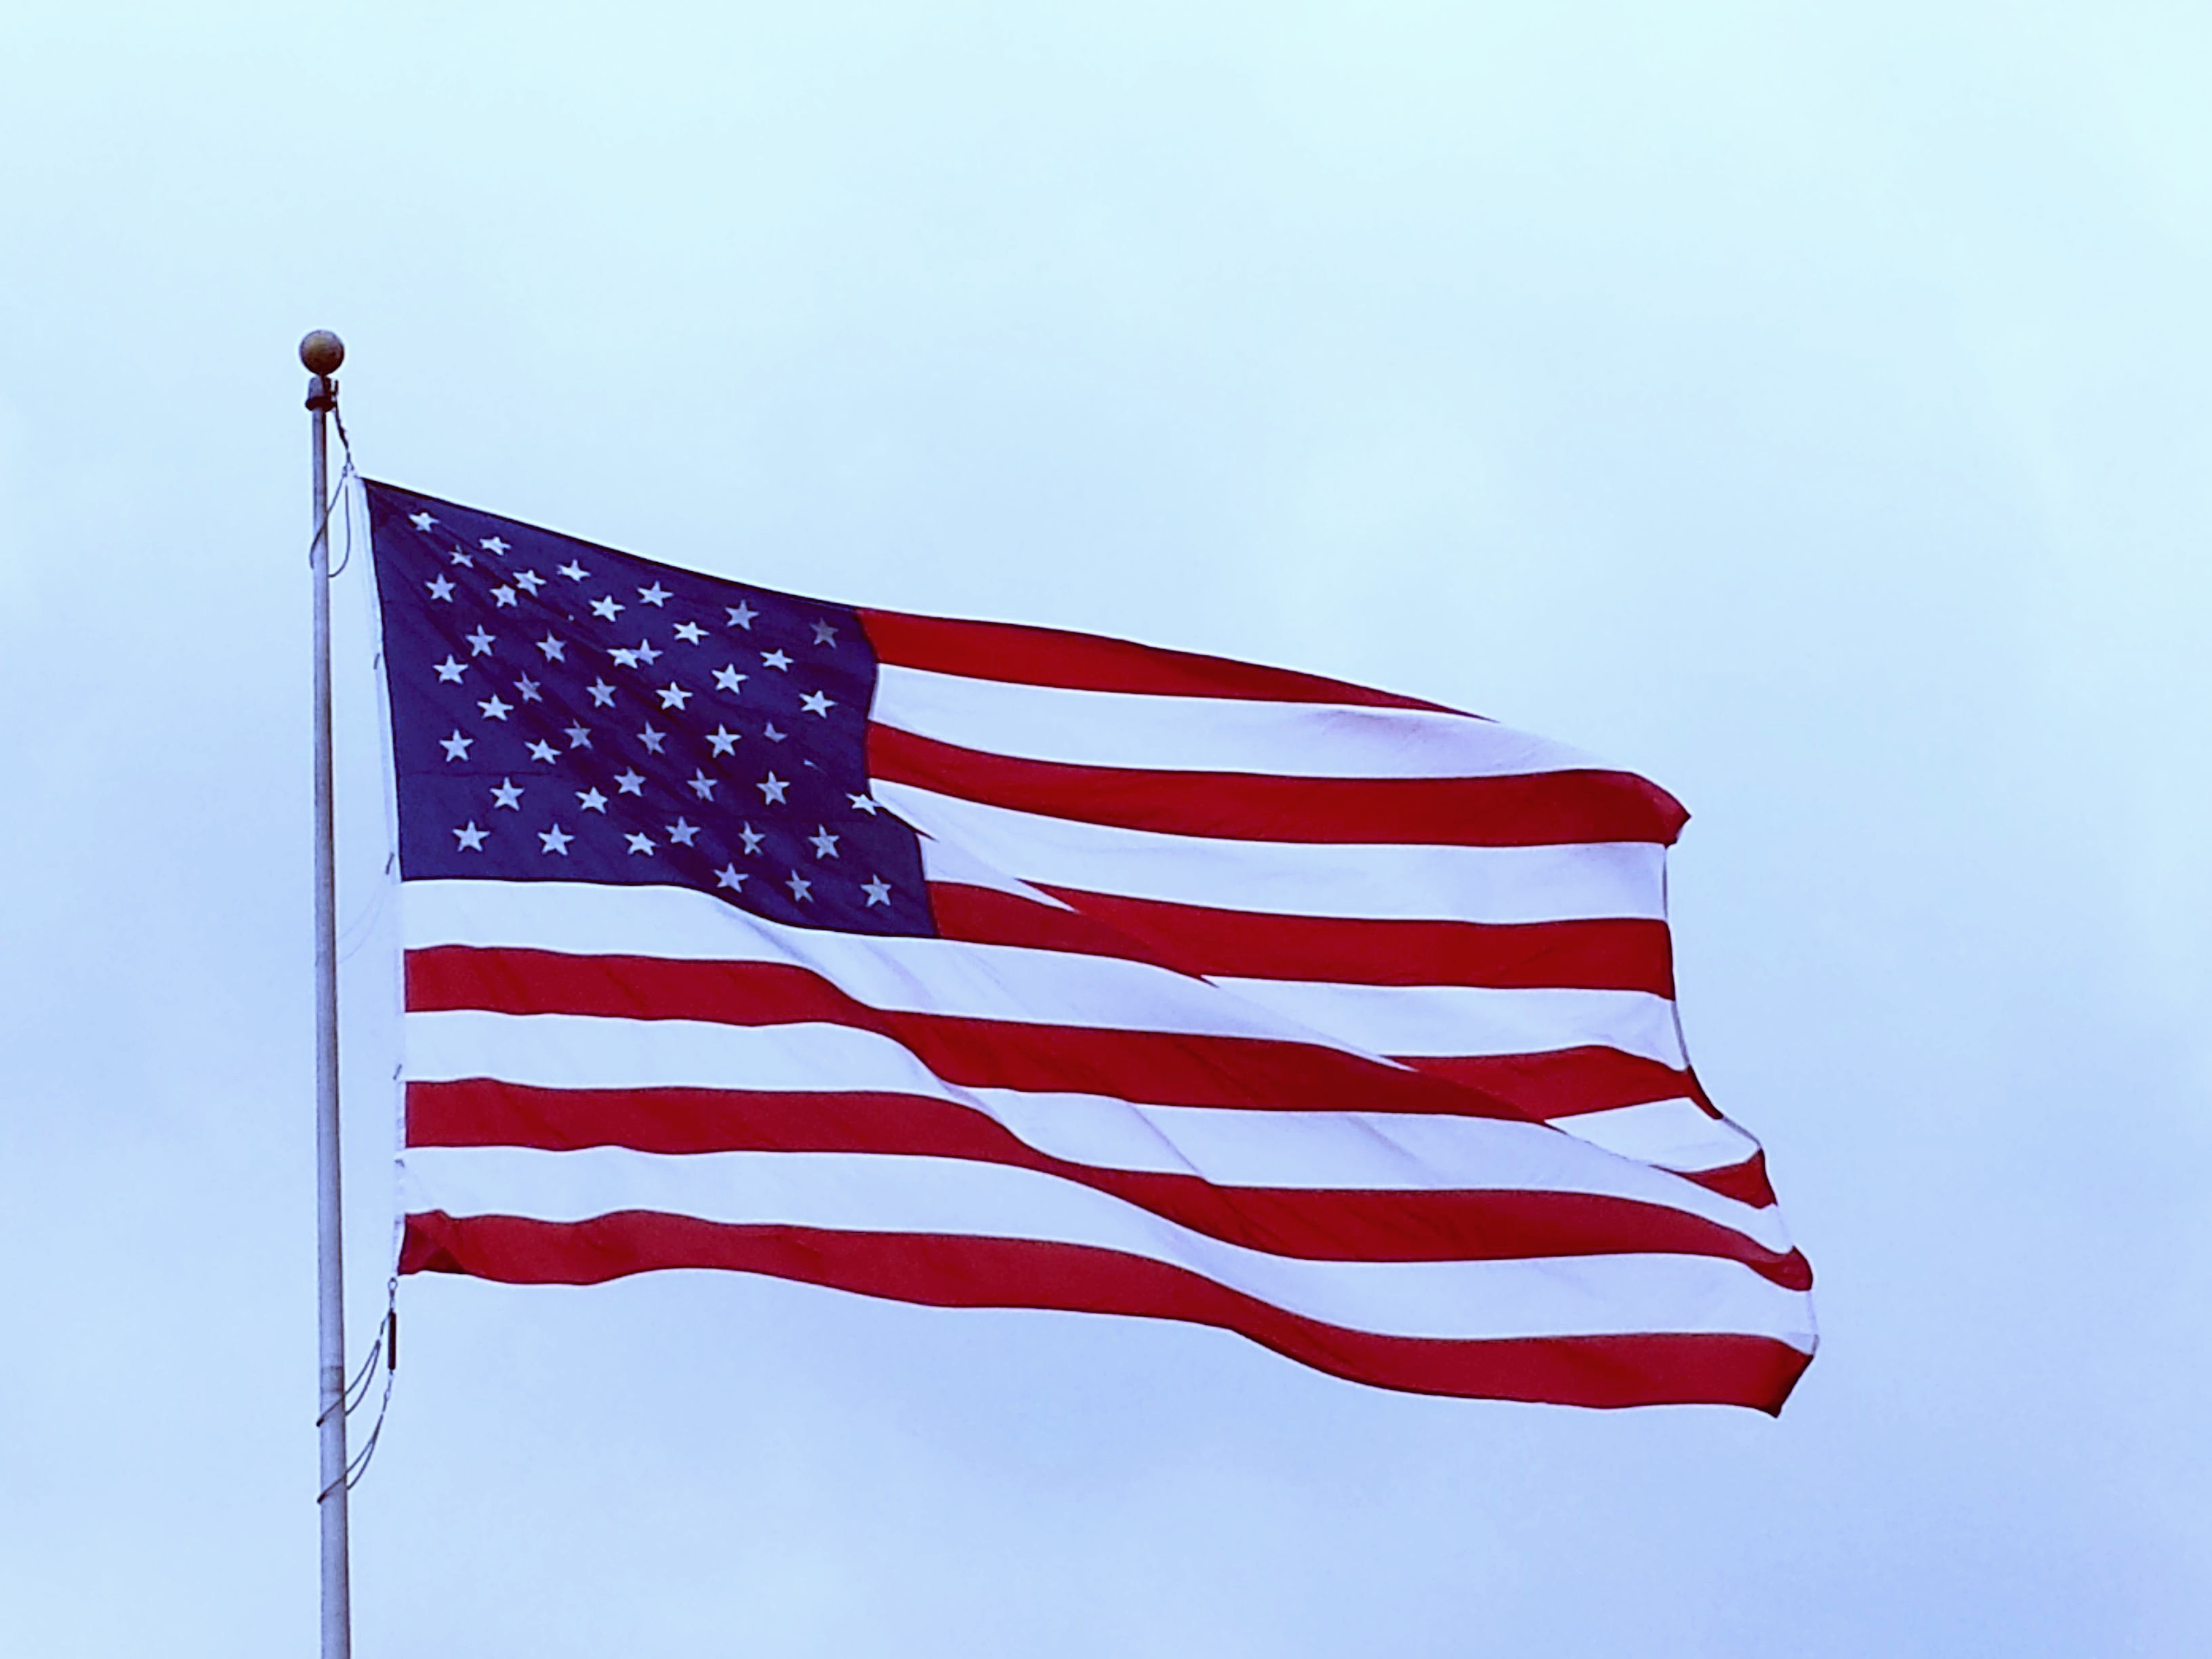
[299,330,346,375]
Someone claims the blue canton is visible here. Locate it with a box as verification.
[367,482,933,937]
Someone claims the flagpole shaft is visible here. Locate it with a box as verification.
[303,330,352,1659]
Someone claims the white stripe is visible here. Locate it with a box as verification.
[404,878,1376,1052]
[405,878,1673,1065]
[399,1145,1814,1347]
[404,1010,1791,1250]
[1211,979,1686,1066]
[872,665,1602,779]
[1547,1098,1763,1174]
[966,1089,1792,1250]
[911,834,1073,909]
[410,1007,943,1094]
[888,784,1667,924]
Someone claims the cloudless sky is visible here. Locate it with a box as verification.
[2,3,2207,1654]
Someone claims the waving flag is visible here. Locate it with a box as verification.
[367,482,1814,1412]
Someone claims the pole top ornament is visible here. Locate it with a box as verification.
[299,330,346,376]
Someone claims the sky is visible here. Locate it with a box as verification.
[2,3,2208,1653]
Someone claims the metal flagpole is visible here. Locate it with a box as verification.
[302,327,352,1659]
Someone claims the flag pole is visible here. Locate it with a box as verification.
[301,327,352,1659]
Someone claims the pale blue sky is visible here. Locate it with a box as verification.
[2,4,2207,1654]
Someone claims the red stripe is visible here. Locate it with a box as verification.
[869,724,1687,848]
[1409,1049,1716,1119]
[1408,1056,1774,1206]
[927,880,1678,996]
[1675,1150,1778,1210]
[860,609,1458,712]
[407,1080,1807,1287]
[400,1211,1810,1411]
[407,947,1530,1119]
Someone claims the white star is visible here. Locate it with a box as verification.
[409,511,436,531]
[656,682,693,710]
[848,793,880,815]
[760,649,792,671]
[636,723,667,754]
[563,722,592,749]
[491,586,518,607]
[808,827,840,859]
[811,621,838,647]
[726,602,757,630]
[609,646,641,669]
[577,787,608,813]
[861,876,892,907]
[466,627,496,657]
[626,832,656,856]
[714,863,745,890]
[536,634,567,662]
[762,722,787,743]
[426,575,455,601]
[434,656,467,683]
[539,823,573,855]
[799,690,834,717]
[448,549,474,567]
[785,871,813,902]
[707,725,741,756]
[453,821,489,851]
[638,583,672,607]
[672,621,705,644]
[527,739,560,764]
[514,674,542,701]
[480,536,510,556]
[476,694,512,722]
[614,769,645,795]
[590,595,625,621]
[587,678,617,708]
[737,822,765,855]
[558,560,589,581]
[688,769,718,800]
[713,665,747,693]
[632,638,662,664]
[440,729,473,762]
[667,817,700,846]
[514,570,546,594]
[758,772,788,805]
[490,779,525,810]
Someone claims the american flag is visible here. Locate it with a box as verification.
[369,482,1815,1412]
